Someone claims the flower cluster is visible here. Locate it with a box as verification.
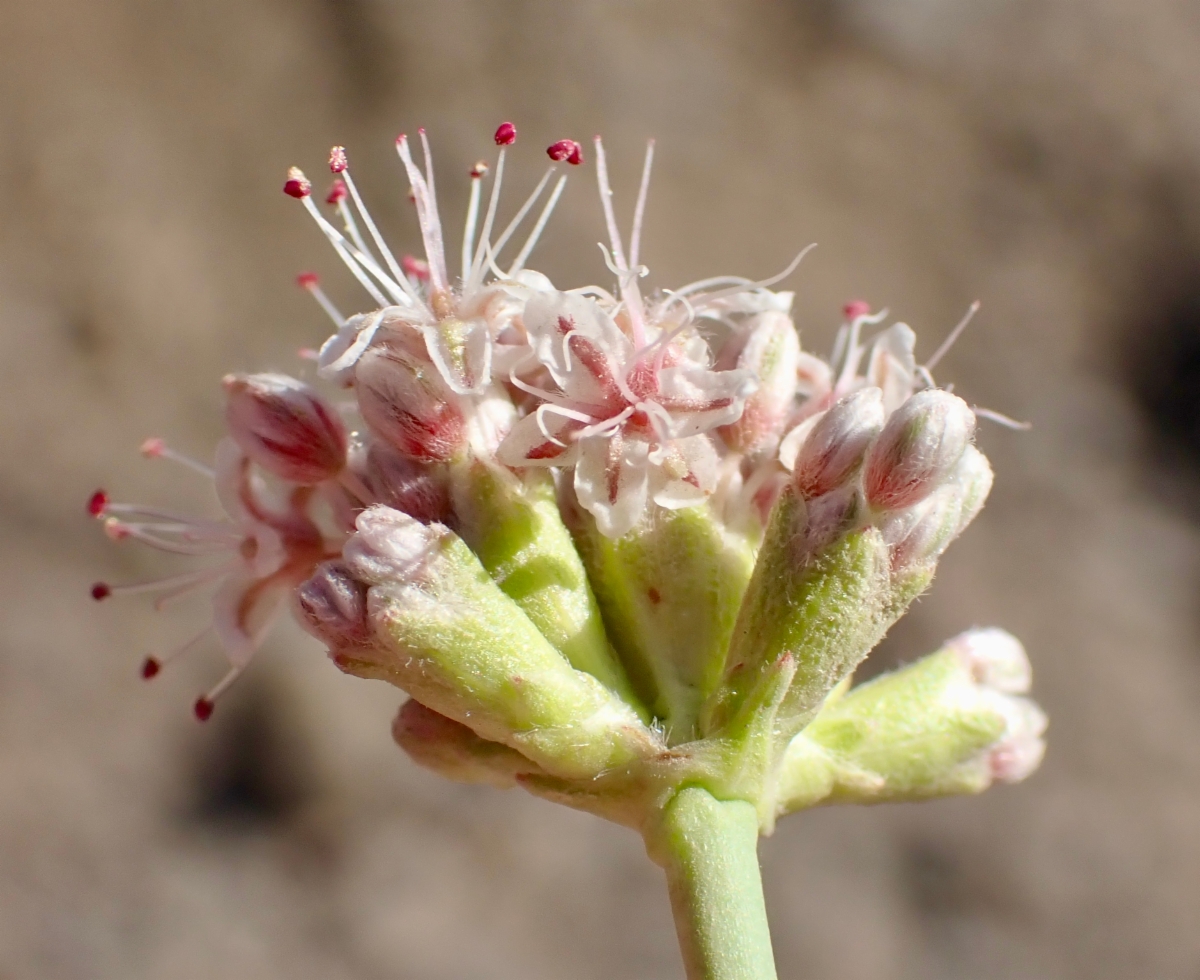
[91,122,1044,832]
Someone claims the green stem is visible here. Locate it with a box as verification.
[658,787,778,980]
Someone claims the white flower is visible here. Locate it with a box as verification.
[90,437,343,718]
[284,128,568,397]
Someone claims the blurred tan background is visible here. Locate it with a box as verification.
[4,1,1200,977]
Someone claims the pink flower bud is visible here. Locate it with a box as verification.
[362,441,451,524]
[884,446,992,568]
[792,387,885,499]
[718,311,801,455]
[222,372,348,483]
[948,628,1031,694]
[294,561,371,648]
[355,346,467,463]
[987,696,1047,783]
[863,389,975,511]
[343,505,444,587]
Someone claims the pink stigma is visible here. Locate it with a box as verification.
[141,657,161,680]
[843,300,871,320]
[88,489,109,517]
[296,272,320,289]
[547,140,584,165]
[193,697,214,722]
[325,179,348,205]
[402,255,431,281]
[140,437,165,458]
[329,145,347,173]
[91,582,112,601]
[494,121,517,146]
[283,167,312,199]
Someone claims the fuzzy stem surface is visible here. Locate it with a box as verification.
[659,787,778,980]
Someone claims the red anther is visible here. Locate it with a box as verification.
[193,697,214,722]
[329,145,348,173]
[407,189,416,204]
[547,139,583,165]
[91,582,112,601]
[470,161,489,179]
[494,121,517,146]
[296,271,320,289]
[396,133,406,146]
[843,300,871,320]
[283,167,312,199]
[140,437,165,458]
[141,657,161,680]
[402,255,431,281]
[88,489,109,517]
[325,179,348,205]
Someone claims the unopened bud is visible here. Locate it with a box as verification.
[343,505,444,587]
[294,561,371,648]
[863,389,975,511]
[363,441,451,523]
[987,696,1047,783]
[392,698,540,787]
[355,346,467,462]
[792,387,885,499]
[947,627,1031,694]
[885,445,993,567]
[718,311,801,455]
[222,372,348,483]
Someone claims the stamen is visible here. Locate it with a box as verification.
[842,300,872,321]
[91,563,234,602]
[491,167,556,266]
[395,134,449,292]
[299,193,409,306]
[629,140,655,274]
[506,173,567,277]
[298,347,319,361]
[331,146,424,304]
[547,140,584,165]
[690,244,818,311]
[283,167,311,198]
[924,300,981,373]
[466,146,506,291]
[329,146,348,173]
[402,255,431,281]
[494,121,517,146]
[88,490,109,517]
[142,626,211,680]
[140,438,215,479]
[973,406,1032,431]
[462,163,486,281]
[593,137,646,346]
[325,179,348,205]
[296,272,344,326]
[194,663,248,722]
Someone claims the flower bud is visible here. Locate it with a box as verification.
[343,505,444,586]
[885,445,993,568]
[392,698,541,787]
[948,627,1031,694]
[986,696,1047,783]
[294,561,371,648]
[336,506,659,780]
[717,311,801,455]
[792,387,885,499]
[863,389,975,511]
[355,345,467,462]
[222,372,347,483]
[363,441,451,524]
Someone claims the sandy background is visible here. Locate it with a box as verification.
[3,1,1200,977]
